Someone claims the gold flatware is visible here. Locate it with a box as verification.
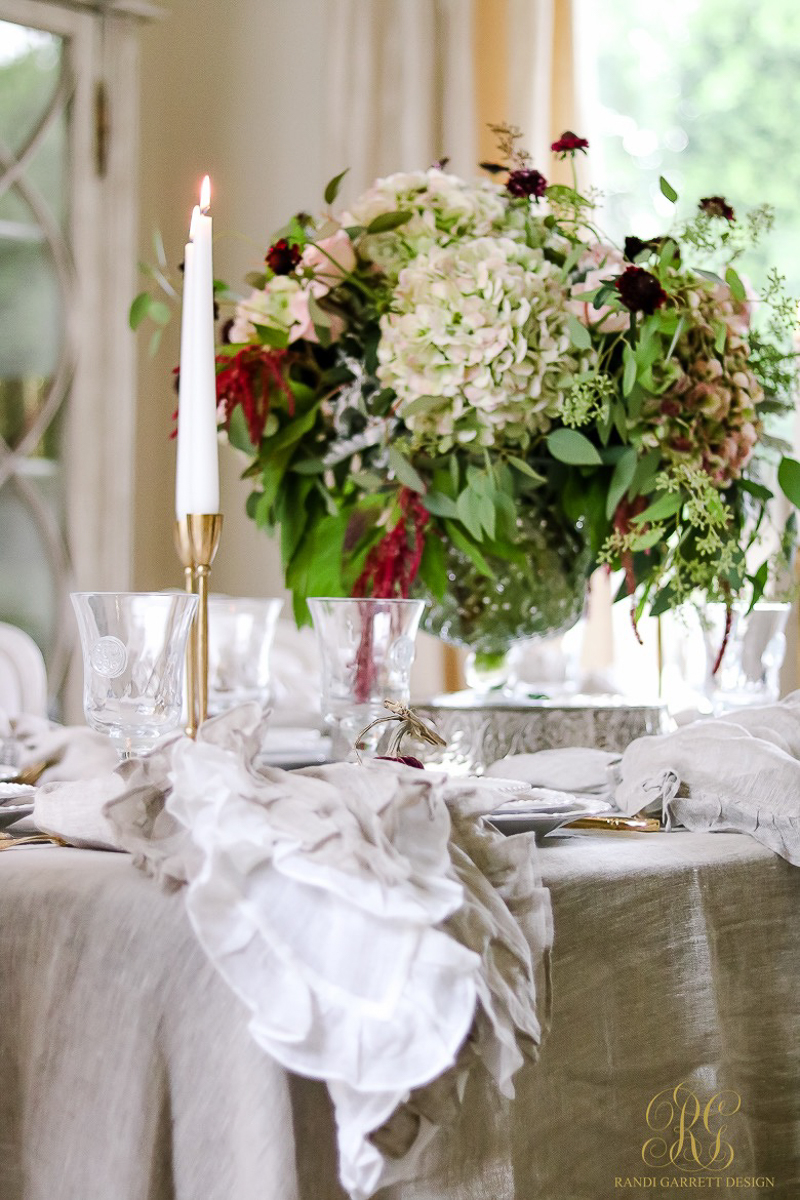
[0,832,66,851]
[16,756,60,786]
[565,814,661,833]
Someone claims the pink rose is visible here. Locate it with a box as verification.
[568,243,629,333]
[300,229,356,290]
[288,288,345,345]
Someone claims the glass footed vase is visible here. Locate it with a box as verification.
[420,509,590,699]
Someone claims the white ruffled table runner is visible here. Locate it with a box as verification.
[32,705,551,1200]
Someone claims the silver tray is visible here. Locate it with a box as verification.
[415,696,669,774]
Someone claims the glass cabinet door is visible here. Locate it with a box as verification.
[0,18,72,704]
[0,0,141,717]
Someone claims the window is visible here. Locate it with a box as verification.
[0,0,145,712]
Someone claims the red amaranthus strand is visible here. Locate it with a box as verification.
[215,346,294,444]
[354,488,430,599]
[711,599,733,677]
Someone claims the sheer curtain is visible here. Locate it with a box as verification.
[323,0,477,197]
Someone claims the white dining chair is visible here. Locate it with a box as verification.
[0,623,48,719]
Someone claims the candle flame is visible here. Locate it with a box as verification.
[200,175,211,213]
[189,204,200,240]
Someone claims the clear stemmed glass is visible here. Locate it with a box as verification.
[308,597,425,760]
[71,591,198,759]
[207,595,283,715]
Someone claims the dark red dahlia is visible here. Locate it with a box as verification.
[265,238,301,275]
[506,168,548,199]
[699,196,735,222]
[551,131,589,156]
[614,266,668,315]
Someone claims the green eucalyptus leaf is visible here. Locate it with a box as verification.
[443,520,495,579]
[307,293,332,348]
[622,344,637,396]
[252,323,289,350]
[546,428,602,466]
[226,405,257,454]
[388,447,426,493]
[245,271,267,290]
[725,266,746,301]
[738,478,773,503]
[290,458,327,475]
[419,532,448,600]
[630,527,664,551]
[632,491,683,525]
[778,456,800,508]
[748,560,770,612]
[324,168,349,205]
[476,491,496,539]
[456,489,484,540]
[628,448,661,497]
[280,477,315,569]
[508,456,546,483]
[665,314,686,361]
[422,491,458,518]
[366,210,413,234]
[659,175,678,203]
[605,447,638,519]
[129,291,152,331]
[566,312,592,350]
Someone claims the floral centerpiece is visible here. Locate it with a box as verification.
[134,126,800,675]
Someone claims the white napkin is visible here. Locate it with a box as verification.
[485,747,620,796]
[0,710,118,784]
[615,692,800,865]
[34,773,126,850]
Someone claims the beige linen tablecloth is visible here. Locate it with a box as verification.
[1,831,798,1200]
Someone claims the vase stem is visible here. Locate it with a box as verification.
[464,646,520,696]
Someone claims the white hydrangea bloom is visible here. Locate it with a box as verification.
[228,276,301,343]
[377,236,594,449]
[343,168,508,280]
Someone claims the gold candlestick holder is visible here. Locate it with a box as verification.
[174,513,223,737]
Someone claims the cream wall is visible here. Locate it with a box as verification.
[134,0,330,604]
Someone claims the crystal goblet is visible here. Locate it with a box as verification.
[207,595,283,715]
[308,597,425,760]
[71,591,198,759]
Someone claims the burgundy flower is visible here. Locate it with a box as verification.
[265,238,301,275]
[506,168,548,199]
[699,195,735,222]
[624,234,681,265]
[551,131,589,156]
[376,755,425,769]
[614,266,668,315]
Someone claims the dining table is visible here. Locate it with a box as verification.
[0,824,797,1200]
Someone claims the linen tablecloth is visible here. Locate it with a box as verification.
[1,830,798,1199]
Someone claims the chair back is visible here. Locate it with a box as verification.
[0,623,48,718]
